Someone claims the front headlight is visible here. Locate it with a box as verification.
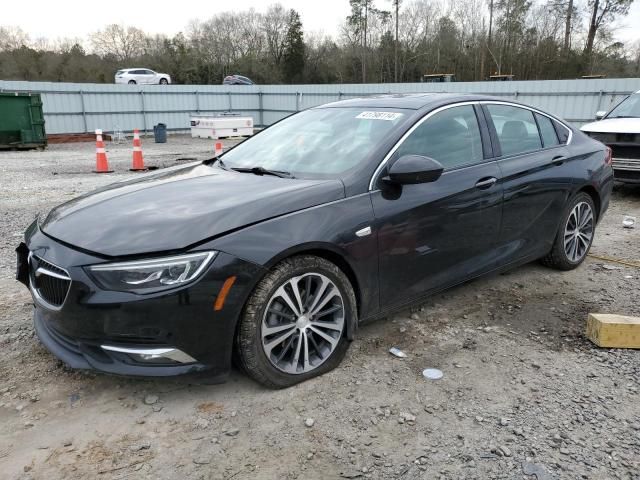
[86,252,216,293]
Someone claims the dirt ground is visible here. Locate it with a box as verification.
[0,136,639,480]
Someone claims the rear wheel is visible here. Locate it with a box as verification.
[541,192,596,270]
[128,80,136,85]
[235,255,356,388]
[159,78,168,85]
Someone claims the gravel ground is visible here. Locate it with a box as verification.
[0,136,639,480]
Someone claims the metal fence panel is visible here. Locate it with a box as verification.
[1,78,639,135]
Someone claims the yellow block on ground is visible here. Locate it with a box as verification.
[586,313,640,349]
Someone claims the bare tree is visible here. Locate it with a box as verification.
[564,0,574,51]
[584,0,633,58]
[90,24,146,61]
[263,4,289,67]
[0,26,29,51]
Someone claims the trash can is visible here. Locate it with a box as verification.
[153,123,167,143]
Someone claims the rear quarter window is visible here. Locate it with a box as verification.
[535,114,560,148]
[553,120,571,144]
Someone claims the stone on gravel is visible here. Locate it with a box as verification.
[399,412,416,424]
[498,445,512,457]
[144,395,158,405]
[305,418,315,427]
[194,418,210,429]
[129,442,151,452]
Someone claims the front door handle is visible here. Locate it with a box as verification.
[475,177,498,189]
[551,155,566,166]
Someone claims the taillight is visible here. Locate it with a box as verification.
[605,146,613,165]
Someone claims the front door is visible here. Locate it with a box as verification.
[371,104,503,308]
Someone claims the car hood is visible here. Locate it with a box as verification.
[581,117,640,134]
[41,163,345,257]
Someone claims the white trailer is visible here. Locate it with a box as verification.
[190,114,254,139]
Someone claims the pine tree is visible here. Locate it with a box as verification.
[283,10,305,83]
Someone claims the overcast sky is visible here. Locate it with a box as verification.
[4,0,640,46]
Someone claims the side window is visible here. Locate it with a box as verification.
[487,105,542,156]
[395,105,484,170]
[144,70,154,75]
[133,70,145,74]
[535,113,560,148]
[553,120,570,144]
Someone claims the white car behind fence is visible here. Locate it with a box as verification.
[115,69,171,85]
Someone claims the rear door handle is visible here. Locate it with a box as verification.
[551,155,566,166]
[475,177,497,189]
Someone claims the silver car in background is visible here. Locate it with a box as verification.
[581,90,640,184]
[115,69,171,85]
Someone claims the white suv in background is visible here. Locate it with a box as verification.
[115,69,171,85]
[581,90,640,184]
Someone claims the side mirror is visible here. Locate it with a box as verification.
[384,155,444,185]
[595,110,607,120]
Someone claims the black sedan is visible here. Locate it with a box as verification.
[16,94,613,388]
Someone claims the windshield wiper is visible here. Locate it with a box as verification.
[609,115,638,119]
[231,166,294,178]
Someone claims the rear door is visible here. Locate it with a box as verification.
[131,70,145,83]
[372,104,503,307]
[483,103,573,261]
[141,70,156,84]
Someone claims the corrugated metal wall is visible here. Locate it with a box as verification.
[1,78,639,135]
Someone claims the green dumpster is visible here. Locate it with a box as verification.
[0,92,47,150]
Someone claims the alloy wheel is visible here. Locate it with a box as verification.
[261,273,344,374]
[564,201,593,262]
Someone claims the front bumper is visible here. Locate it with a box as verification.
[612,163,640,184]
[22,225,266,378]
[34,309,207,376]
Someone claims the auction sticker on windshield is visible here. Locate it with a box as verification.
[356,111,403,121]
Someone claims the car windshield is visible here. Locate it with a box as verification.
[607,93,640,118]
[220,108,408,178]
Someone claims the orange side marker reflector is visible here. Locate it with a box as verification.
[214,276,237,311]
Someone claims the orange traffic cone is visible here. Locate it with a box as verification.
[214,142,223,157]
[130,129,146,171]
[94,129,113,173]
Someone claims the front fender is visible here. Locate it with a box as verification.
[204,193,379,321]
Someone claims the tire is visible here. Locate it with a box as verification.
[159,78,168,85]
[235,255,356,388]
[540,192,596,271]
[128,80,136,85]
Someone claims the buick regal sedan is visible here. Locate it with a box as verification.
[16,94,613,388]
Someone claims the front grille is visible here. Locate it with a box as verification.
[612,158,640,172]
[588,132,639,144]
[610,145,640,160]
[588,132,618,144]
[30,255,71,308]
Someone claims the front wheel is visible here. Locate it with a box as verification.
[235,255,356,388]
[128,80,136,85]
[540,192,596,270]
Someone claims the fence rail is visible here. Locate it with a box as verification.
[1,78,639,135]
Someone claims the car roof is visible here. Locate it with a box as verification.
[318,93,508,110]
